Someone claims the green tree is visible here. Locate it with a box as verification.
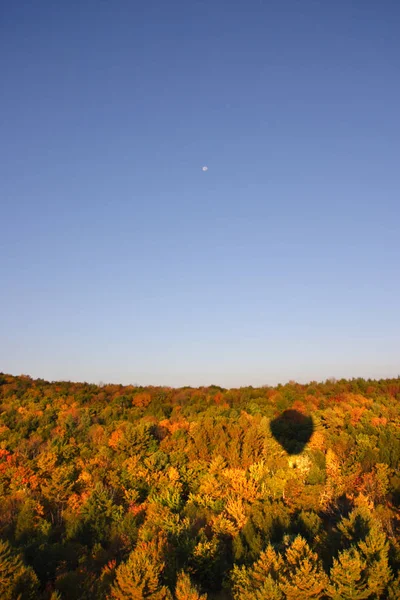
[0,539,39,600]
[329,502,393,598]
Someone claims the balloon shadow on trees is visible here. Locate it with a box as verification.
[270,410,314,455]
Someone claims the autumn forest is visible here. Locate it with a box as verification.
[1,373,400,599]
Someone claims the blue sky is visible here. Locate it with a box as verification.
[1,1,399,387]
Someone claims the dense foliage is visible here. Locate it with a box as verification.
[0,373,399,599]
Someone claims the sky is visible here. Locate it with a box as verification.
[1,0,399,388]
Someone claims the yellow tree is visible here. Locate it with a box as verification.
[387,573,400,600]
[327,548,370,599]
[231,545,283,600]
[279,536,329,599]
[110,539,171,600]
[174,571,207,600]
[327,531,392,599]
[331,502,393,597]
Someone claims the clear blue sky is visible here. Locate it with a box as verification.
[1,1,399,387]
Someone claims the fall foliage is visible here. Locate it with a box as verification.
[0,373,399,598]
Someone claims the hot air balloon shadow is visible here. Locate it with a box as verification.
[270,410,314,455]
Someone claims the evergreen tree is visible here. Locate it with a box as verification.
[110,539,171,599]
[387,573,400,600]
[358,524,392,596]
[327,547,370,599]
[329,502,393,598]
[279,536,329,599]
[0,539,39,600]
[174,571,207,600]
[231,545,283,599]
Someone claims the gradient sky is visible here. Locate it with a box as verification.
[1,1,399,387]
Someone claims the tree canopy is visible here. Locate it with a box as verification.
[0,373,399,598]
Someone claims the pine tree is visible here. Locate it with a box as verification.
[231,545,283,599]
[329,502,393,598]
[327,547,370,599]
[110,539,171,599]
[358,524,392,596]
[279,535,329,599]
[0,539,39,600]
[387,573,400,600]
[174,571,207,600]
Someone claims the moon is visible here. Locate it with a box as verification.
[202,166,208,172]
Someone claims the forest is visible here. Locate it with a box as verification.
[0,373,399,599]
